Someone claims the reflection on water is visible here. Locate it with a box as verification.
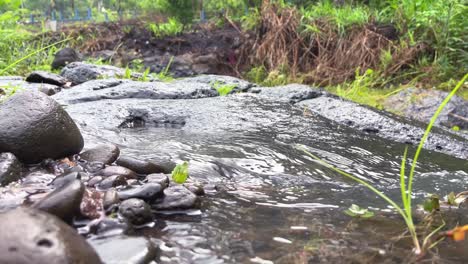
[75,96,468,263]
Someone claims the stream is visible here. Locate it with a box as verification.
[48,76,468,263]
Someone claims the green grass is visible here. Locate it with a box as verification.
[299,72,468,255]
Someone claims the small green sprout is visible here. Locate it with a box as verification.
[211,81,237,96]
[452,126,460,131]
[171,161,189,184]
[447,192,457,206]
[344,204,374,218]
[423,194,440,212]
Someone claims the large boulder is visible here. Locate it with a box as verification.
[0,207,102,264]
[51,47,81,70]
[0,91,84,164]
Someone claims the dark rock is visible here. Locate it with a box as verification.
[50,171,81,189]
[251,84,324,103]
[116,156,165,174]
[33,179,85,222]
[0,152,22,186]
[298,96,468,160]
[118,198,153,225]
[118,183,163,201]
[25,71,68,86]
[152,185,198,210]
[0,78,61,96]
[384,87,468,130]
[0,207,102,264]
[97,175,127,190]
[87,176,103,187]
[100,166,137,179]
[146,173,169,188]
[51,47,81,69]
[102,189,119,211]
[80,144,120,165]
[177,74,254,93]
[60,62,145,85]
[89,236,157,264]
[184,183,205,196]
[0,91,84,164]
[53,78,218,104]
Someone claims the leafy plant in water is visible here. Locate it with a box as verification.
[344,204,374,219]
[172,161,189,184]
[299,72,468,255]
[212,81,237,96]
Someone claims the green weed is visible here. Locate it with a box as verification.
[299,72,468,255]
[211,81,237,96]
[147,17,183,38]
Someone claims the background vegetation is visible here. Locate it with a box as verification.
[0,0,466,102]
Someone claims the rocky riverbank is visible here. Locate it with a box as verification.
[0,63,467,263]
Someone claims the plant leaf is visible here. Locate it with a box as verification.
[171,161,189,184]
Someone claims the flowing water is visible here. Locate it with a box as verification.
[54,81,468,264]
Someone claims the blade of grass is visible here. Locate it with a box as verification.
[406,72,468,209]
[0,38,70,75]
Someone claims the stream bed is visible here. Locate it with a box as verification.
[47,76,468,263]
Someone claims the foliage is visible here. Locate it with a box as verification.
[211,81,237,96]
[344,204,374,218]
[147,17,183,38]
[171,161,189,184]
[299,72,468,255]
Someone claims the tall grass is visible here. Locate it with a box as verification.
[300,72,468,254]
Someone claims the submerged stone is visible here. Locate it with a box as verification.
[0,207,102,264]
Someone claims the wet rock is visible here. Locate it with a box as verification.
[118,198,153,225]
[298,96,468,160]
[25,71,68,87]
[152,185,198,210]
[80,188,104,219]
[0,207,102,264]
[83,161,106,174]
[103,189,120,211]
[97,175,127,190]
[50,171,82,188]
[116,156,165,174]
[384,87,468,130]
[60,62,144,85]
[100,166,137,179]
[184,183,205,196]
[0,91,84,164]
[80,144,120,165]
[0,152,22,186]
[176,74,254,93]
[118,183,163,201]
[89,236,157,264]
[0,78,61,96]
[87,176,104,187]
[33,179,85,222]
[252,84,324,103]
[53,78,218,104]
[51,47,81,69]
[146,173,169,188]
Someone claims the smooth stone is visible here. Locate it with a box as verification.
[146,173,169,188]
[87,176,103,187]
[0,91,84,164]
[184,183,205,196]
[60,62,130,85]
[89,236,156,264]
[33,179,85,222]
[97,175,127,190]
[50,171,82,189]
[0,152,22,186]
[118,198,153,225]
[117,183,163,201]
[103,189,120,211]
[0,207,102,264]
[116,156,166,174]
[80,144,120,165]
[51,47,81,70]
[152,185,199,210]
[25,71,68,86]
[100,166,137,179]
